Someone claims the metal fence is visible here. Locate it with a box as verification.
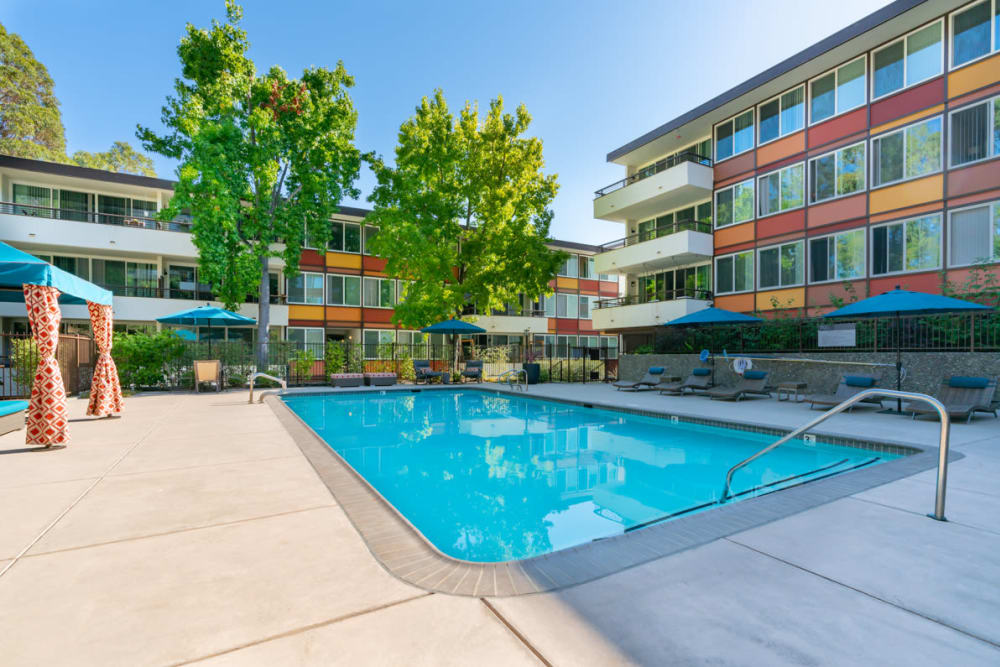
[650,311,1000,355]
[0,333,96,398]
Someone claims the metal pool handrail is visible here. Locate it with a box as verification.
[248,372,287,404]
[499,368,527,391]
[720,389,951,520]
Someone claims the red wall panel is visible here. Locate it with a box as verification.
[756,209,806,240]
[807,108,867,150]
[870,78,944,127]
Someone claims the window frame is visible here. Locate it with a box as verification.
[948,0,999,70]
[557,254,579,278]
[713,178,755,229]
[325,272,362,306]
[756,162,806,219]
[286,326,325,351]
[807,228,867,284]
[756,84,806,146]
[808,140,868,204]
[808,54,868,126]
[714,249,755,296]
[870,114,944,189]
[870,213,944,277]
[946,200,1000,267]
[287,271,325,305]
[871,18,945,101]
[713,108,755,163]
[756,240,805,290]
[947,95,999,168]
[362,276,396,309]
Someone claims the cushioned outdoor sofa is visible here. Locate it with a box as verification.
[330,373,364,388]
[0,399,28,436]
[364,372,397,387]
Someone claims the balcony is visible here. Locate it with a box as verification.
[593,152,713,223]
[591,289,712,331]
[0,201,191,232]
[594,221,714,275]
[462,306,550,335]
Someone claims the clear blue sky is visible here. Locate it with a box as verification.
[4,0,890,244]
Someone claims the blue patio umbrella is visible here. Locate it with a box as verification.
[0,241,112,305]
[171,329,198,341]
[825,286,991,413]
[157,304,256,354]
[421,319,487,377]
[662,307,763,379]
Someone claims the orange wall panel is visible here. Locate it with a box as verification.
[947,160,1000,198]
[869,202,942,224]
[288,305,325,321]
[948,52,1000,98]
[806,193,866,229]
[714,293,755,313]
[949,187,1000,208]
[713,151,755,184]
[807,108,867,150]
[326,252,362,270]
[598,280,619,296]
[870,272,940,295]
[579,279,600,293]
[870,104,944,136]
[806,280,867,308]
[756,132,805,168]
[326,306,361,322]
[869,174,943,214]
[713,221,755,249]
[755,288,805,311]
[556,277,578,290]
[363,309,395,324]
[362,256,388,273]
[756,208,805,240]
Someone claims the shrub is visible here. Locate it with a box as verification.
[113,330,187,389]
[396,346,416,383]
[290,348,316,383]
[325,341,346,376]
[10,337,38,392]
[633,343,654,354]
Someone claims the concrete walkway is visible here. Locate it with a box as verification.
[0,386,997,665]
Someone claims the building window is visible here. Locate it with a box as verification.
[362,329,396,358]
[362,277,395,308]
[639,265,710,302]
[714,179,754,228]
[758,85,805,144]
[287,272,324,304]
[873,20,943,99]
[809,55,866,124]
[534,293,556,317]
[809,228,866,283]
[556,292,578,318]
[714,109,754,161]
[872,214,942,275]
[578,295,593,319]
[949,96,999,167]
[363,226,379,255]
[12,184,51,215]
[557,254,579,278]
[949,201,1000,266]
[758,240,804,290]
[326,274,361,306]
[637,201,711,241]
[287,327,324,351]
[327,222,362,253]
[715,250,754,295]
[871,116,943,188]
[757,163,804,217]
[950,0,998,68]
[809,141,866,204]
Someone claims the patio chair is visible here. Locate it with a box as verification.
[461,360,483,383]
[414,360,445,384]
[906,376,998,424]
[0,399,28,436]
[706,370,771,401]
[193,360,222,392]
[658,368,713,395]
[613,366,665,392]
[805,375,883,411]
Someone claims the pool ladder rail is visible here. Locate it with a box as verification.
[721,388,952,521]
[247,372,287,404]
[498,369,528,391]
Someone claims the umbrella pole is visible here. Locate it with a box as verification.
[896,311,902,413]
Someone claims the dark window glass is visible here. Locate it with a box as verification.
[951,103,989,166]
[759,98,780,143]
[810,238,830,282]
[344,224,361,252]
[873,40,904,98]
[874,132,904,186]
[952,1,991,67]
[872,227,887,275]
[811,73,835,122]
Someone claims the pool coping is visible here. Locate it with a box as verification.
[267,385,959,597]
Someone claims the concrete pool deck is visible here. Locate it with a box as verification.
[0,385,997,665]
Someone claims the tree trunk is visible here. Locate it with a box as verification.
[257,255,271,370]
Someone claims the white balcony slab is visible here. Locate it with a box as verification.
[591,298,711,331]
[469,314,548,335]
[0,298,285,326]
[594,161,713,223]
[594,230,713,275]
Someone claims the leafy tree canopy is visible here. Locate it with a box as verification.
[0,22,66,161]
[366,89,565,329]
[138,0,360,346]
[71,141,156,176]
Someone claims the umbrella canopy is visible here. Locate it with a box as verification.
[0,241,112,305]
[824,287,991,319]
[420,319,486,334]
[156,305,256,327]
[171,329,198,341]
[662,307,763,327]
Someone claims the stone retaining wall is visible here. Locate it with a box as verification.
[619,352,1000,396]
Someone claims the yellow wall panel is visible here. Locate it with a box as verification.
[326,252,362,270]
[714,293,755,313]
[949,53,1000,98]
[869,174,943,214]
[870,104,944,136]
[714,221,754,249]
[556,277,578,290]
[756,288,805,311]
[288,305,325,321]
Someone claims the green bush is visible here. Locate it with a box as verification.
[325,341,346,376]
[290,348,316,382]
[113,330,187,389]
[10,338,38,392]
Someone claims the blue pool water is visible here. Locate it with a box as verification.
[283,390,898,562]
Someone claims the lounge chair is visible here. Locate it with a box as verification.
[805,375,883,411]
[706,370,771,401]
[414,360,445,384]
[331,373,363,388]
[364,372,396,387]
[193,360,222,392]
[613,366,665,392]
[461,360,483,383]
[907,376,998,424]
[658,368,713,395]
[0,399,28,436]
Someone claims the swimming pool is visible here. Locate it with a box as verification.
[283,389,900,562]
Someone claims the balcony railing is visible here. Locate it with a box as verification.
[594,151,712,199]
[0,201,192,232]
[595,288,712,309]
[98,284,286,304]
[461,305,547,318]
[598,220,712,252]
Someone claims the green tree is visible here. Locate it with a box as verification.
[0,22,67,161]
[71,141,156,176]
[366,89,564,328]
[138,1,361,362]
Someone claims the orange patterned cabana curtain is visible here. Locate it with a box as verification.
[23,284,69,446]
[86,302,123,417]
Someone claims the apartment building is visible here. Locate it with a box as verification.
[592,0,1000,350]
[0,154,620,355]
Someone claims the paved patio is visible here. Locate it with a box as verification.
[0,385,997,665]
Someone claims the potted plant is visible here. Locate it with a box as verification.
[522,347,541,385]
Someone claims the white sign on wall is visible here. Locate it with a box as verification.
[818,323,857,348]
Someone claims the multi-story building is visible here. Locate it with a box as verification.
[593,0,1000,350]
[0,154,620,355]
